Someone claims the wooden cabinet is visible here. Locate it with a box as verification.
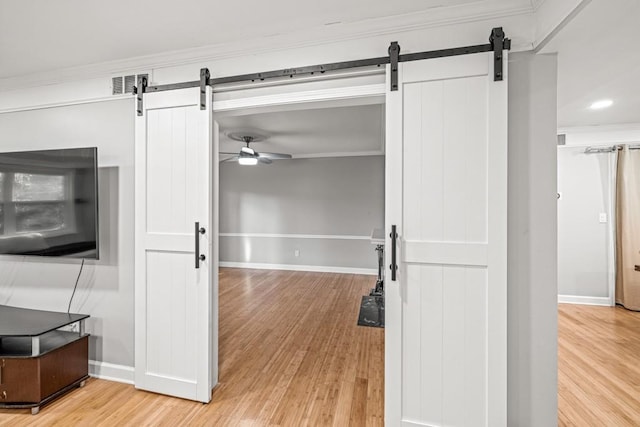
[1,335,88,405]
[0,305,90,414]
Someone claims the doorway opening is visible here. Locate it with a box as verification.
[212,78,387,425]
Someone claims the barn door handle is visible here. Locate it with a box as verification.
[195,222,206,269]
[389,225,398,281]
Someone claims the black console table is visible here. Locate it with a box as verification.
[0,305,90,414]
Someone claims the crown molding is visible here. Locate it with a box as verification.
[292,151,385,159]
[0,1,534,93]
[530,0,548,13]
[533,0,590,51]
[558,122,640,134]
[558,123,640,147]
[0,94,133,115]
[220,151,384,161]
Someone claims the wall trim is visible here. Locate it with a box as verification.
[88,360,135,385]
[213,83,386,113]
[220,261,376,276]
[293,150,385,159]
[558,295,613,307]
[558,122,640,135]
[0,2,534,92]
[531,0,548,13]
[219,232,371,240]
[534,0,591,52]
[558,123,640,150]
[0,94,133,115]
[222,151,385,161]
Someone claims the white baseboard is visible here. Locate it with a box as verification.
[220,261,376,276]
[89,360,134,384]
[558,295,613,307]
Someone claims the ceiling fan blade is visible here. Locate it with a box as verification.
[258,152,292,160]
[220,156,239,163]
[258,157,273,165]
[219,151,238,155]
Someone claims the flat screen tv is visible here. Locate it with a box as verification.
[0,147,99,259]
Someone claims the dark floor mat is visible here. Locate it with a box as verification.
[357,295,385,328]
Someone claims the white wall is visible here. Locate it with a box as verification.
[507,51,558,426]
[0,99,134,379]
[0,20,559,421]
[220,156,384,273]
[555,126,640,306]
[0,14,535,112]
[557,146,614,304]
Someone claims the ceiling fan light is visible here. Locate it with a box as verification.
[238,157,258,165]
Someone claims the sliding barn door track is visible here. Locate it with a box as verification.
[136,27,510,116]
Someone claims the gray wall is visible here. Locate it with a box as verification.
[0,99,134,368]
[507,52,558,426]
[0,55,560,419]
[220,156,385,270]
[558,146,612,298]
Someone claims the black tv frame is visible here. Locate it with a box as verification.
[0,147,99,260]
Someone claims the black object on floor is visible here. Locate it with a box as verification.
[357,295,385,328]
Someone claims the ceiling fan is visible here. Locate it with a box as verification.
[220,133,292,165]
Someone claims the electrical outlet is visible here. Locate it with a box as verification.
[294,249,300,257]
[599,213,607,223]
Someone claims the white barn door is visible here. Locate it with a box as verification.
[134,86,218,402]
[385,52,507,426]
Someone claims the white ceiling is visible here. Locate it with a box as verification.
[218,104,384,158]
[0,0,485,79]
[3,0,637,129]
[547,0,640,127]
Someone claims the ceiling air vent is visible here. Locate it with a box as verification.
[112,73,149,95]
[112,76,123,95]
[124,75,136,94]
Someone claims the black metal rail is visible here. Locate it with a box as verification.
[136,27,509,115]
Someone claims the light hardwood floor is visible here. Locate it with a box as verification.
[4,272,639,426]
[0,268,384,426]
[558,303,640,426]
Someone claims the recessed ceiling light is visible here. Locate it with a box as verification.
[590,99,613,110]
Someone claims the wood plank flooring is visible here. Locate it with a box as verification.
[3,271,639,426]
[0,268,384,426]
[558,304,640,426]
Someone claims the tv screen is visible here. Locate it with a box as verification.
[0,147,99,259]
